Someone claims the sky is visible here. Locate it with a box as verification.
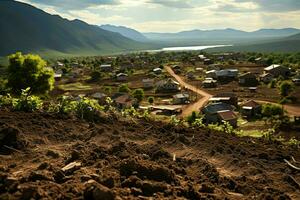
[16,0,300,33]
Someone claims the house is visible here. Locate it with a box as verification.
[260,73,274,83]
[216,69,239,81]
[100,64,112,72]
[210,93,238,106]
[264,64,290,78]
[201,102,234,124]
[116,73,128,81]
[241,100,261,118]
[142,79,154,89]
[56,61,64,67]
[292,78,300,86]
[198,54,207,60]
[113,93,136,109]
[173,93,190,105]
[254,57,267,66]
[239,72,258,86]
[153,68,162,75]
[204,58,213,65]
[207,64,221,71]
[144,105,182,116]
[156,79,180,93]
[206,70,217,79]
[217,110,238,127]
[91,92,107,104]
[54,69,63,81]
[202,78,217,88]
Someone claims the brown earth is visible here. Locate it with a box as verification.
[0,110,300,199]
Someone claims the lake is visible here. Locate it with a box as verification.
[149,45,232,52]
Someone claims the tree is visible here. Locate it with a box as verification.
[118,84,130,93]
[90,70,102,82]
[7,52,54,94]
[132,89,144,102]
[148,96,154,104]
[279,81,294,97]
[262,104,283,117]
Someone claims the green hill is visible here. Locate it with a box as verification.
[0,0,152,58]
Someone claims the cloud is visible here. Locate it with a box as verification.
[26,0,121,10]
[147,0,194,8]
[234,0,300,12]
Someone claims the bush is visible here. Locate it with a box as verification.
[75,97,103,122]
[186,111,200,125]
[118,84,130,93]
[261,103,283,117]
[148,96,154,104]
[279,81,294,97]
[7,52,54,94]
[132,89,144,102]
[12,88,43,112]
[48,96,76,114]
[90,70,102,82]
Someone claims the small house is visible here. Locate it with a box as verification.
[100,64,112,72]
[264,64,290,78]
[116,73,128,81]
[113,93,136,109]
[173,93,190,105]
[198,54,207,60]
[216,69,239,81]
[241,100,261,118]
[54,69,63,81]
[201,102,234,124]
[260,73,274,83]
[206,70,217,79]
[142,79,154,89]
[202,78,217,88]
[172,65,181,74]
[292,78,300,86]
[210,93,238,106]
[239,72,258,86]
[217,110,238,127]
[156,79,180,93]
[207,64,221,71]
[204,58,213,65]
[186,71,195,80]
[153,68,162,75]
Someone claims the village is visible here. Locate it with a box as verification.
[49,51,300,137]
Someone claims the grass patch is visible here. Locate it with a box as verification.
[58,83,92,91]
[237,130,265,138]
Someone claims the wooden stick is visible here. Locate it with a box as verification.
[284,159,300,171]
[3,145,22,153]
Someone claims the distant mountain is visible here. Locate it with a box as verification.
[144,28,300,41]
[100,24,149,42]
[0,0,151,57]
[207,32,300,53]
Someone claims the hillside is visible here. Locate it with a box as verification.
[0,1,151,58]
[208,33,300,53]
[1,110,300,199]
[100,24,149,42]
[144,28,300,42]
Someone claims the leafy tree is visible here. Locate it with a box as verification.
[278,81,294,97]
[148,96,154,104]
[7,52,54,94]
[132,89,144,102]
[118,84,131,93]
[261,104,283,117]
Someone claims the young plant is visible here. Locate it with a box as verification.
[12,88,43,112]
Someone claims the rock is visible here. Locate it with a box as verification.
[28,171,52,182]
[46,150,60,158]
[18,186,42,200]
[84,181,115,200]
[37,162,49,170]
[61,161,81,175]
[199,183,215,193]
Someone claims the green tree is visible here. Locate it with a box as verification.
[279,81,294,97]
[132,89,144,102]
[7,52,54,94]
[262,104,283,117]
[148,96,154,104]
[118,84,130,93]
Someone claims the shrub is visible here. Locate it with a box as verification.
[48,96,76,114]
[7,52,54,94]
[261,103,283,117]
[12,88,43,112]
[278,81,295,97]
[132,89,144,102]
[148,96,154,104]
[75,97,103,122]
[90,70,102,82]
[118,84,130,93]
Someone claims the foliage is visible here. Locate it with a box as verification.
[132,89,144,102]
[118,84,130,93]
[75,97,103,122]
[90,70,102,82]
[148,96,154,104]
[288,137,300,148]
[261,104,283,117]
[186,111,201,125]
[278,81,294,97]
[268,79,276,88]
[7,52,54,94]
[48,96,76,114]
[104,86,112,94]
[12,88,43,112]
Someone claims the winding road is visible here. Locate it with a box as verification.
[165,66,300,117]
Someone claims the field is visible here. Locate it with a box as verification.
[1,110,300,199]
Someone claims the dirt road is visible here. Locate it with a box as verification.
[165,66,300,117]
[165,66,212,117]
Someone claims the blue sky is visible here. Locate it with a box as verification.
[17,0,300,32]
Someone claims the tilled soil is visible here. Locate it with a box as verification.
[0,110,300,199]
